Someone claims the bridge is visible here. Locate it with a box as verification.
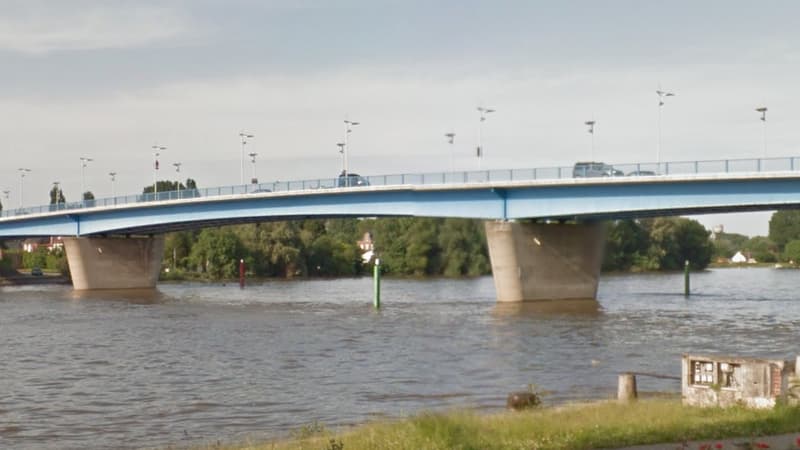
[2,156,800,301]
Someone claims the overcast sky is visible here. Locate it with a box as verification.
[2,0,799,235]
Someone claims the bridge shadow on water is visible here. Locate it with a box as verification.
[492,298,602,318]
[68,288,168,304]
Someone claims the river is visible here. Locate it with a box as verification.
[1,268,798,449]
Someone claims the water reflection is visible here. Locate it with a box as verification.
[492,298,602,318]
[69,288,167,304]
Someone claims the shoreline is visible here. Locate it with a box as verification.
[176,398,800,450]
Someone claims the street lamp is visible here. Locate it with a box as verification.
[239,131,254,185]
[152,144,166,197]
[18,168,31,208]
[80,157,93,199]
[337,142,346,174]
[477,106,495,170]
[248,152,258,184]
[343,119,359,176]
[173,163,182,197]
[445,132,456,174]
[756,106,768,158]
[108,172,117,197]
[656,88,675,164]
[585,120,596,160]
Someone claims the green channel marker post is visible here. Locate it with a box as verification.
[373,258,381,309]
[684,260,690,297]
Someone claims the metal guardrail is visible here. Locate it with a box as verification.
[2,156,799,219]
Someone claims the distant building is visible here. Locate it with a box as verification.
[358,232,375,263]
[731,251,747,263]
[22,236,63,253]
[711,224,724,240]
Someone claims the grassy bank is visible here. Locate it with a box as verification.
[185,399,800,450]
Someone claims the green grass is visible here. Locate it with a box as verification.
[185,399,800,450]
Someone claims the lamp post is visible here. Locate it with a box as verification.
[80,157,93,199]
[756,107,768,158]
[585,120,596,160]
[445,132,456,174]
[343,119,359,176]
[477,106,495,170]
[239,131,254,185]
[109,172,117,198]
[248,152,258,184]
[173,163,182,198]
[656,88,675,164]
[337,142,346,174]
[18,168,31,208]
[152,144,165,197]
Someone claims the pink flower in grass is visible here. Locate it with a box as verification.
[714,444,723,449]
[795,436,800,448]
[754,442,769,449]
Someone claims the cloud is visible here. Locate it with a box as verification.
[0,2,192,54]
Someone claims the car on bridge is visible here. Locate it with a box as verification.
[573,162,624,177]
[337,172,370,187]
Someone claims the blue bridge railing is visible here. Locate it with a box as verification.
[2,155,799,219]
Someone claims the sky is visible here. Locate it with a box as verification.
[2,0,799,236]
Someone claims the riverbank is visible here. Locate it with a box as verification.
[0,270,69,286]
[182,399,800,450]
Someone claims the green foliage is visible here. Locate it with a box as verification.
[603,220,650,271]
[49,186,66,205]
[769,210,800,250]
[162,218,490,280]
[21,246,66,272]
[784,239,800,263]
[603,218,713,271]
[712,231,748,260]
[143,180,186,194]
[743,236,778,263]
[82,191,95,201]
[245,399,800,450]
[188,228,245,278]
[162,216,715,281]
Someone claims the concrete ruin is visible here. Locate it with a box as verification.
[682,354,799,408]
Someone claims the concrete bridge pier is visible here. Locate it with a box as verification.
[485,221,605,302]
[63,235,165,290]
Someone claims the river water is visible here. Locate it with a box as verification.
[1,268,798,449]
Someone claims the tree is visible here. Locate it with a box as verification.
[769,210,800,250]
[641,217,713,270]
[784,239,800,263]
[49,186,66,204]
[438,219,489,276]
[187,228,244,278]
[82,191,95,201]
[744,236,778,263]
[603,220,650,271]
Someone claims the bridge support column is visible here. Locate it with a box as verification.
[63,235,165,290]
[485,221,605,302]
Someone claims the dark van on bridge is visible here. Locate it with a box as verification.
[573,161,624,178]
[337,172,370,187]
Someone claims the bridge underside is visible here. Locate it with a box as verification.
[63,235,164,290]
[485,221,605,302]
